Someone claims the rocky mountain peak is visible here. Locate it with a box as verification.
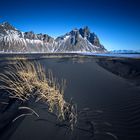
[79,26,90,38]
[78,26,102,47]
[54,26,106,52]
[0,22,16,31]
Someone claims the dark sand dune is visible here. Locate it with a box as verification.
[0,57,140,140]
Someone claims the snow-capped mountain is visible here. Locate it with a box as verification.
[0,22,54,52]
[54,26,106,52]
[0,22,107,53]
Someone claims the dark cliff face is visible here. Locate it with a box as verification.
[69,30,80,46]
[79,26,102,47]
[24,31,54,43]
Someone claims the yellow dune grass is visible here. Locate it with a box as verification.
[0,60,77,129]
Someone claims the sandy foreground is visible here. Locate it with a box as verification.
[0,56,140,140]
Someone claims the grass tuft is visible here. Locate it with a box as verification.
[0,60,77,129]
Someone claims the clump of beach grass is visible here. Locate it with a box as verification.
[0,60,77,129]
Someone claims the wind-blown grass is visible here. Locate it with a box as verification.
[0,60,77,129]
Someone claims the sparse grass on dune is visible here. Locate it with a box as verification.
[0,60,77,129]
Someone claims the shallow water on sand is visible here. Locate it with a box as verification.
[0,57,140,140]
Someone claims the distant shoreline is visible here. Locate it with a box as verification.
[0,52,140,61]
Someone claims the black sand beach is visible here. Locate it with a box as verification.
[0,55,140,140]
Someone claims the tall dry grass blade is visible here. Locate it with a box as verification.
[19,106,39,117]
[0,60,77,129]
[12,113,33,122]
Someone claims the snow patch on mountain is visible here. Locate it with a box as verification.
[0,22,107,53]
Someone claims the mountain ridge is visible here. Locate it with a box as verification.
[0,22,107,53]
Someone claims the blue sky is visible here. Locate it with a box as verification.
[0,0,140,50]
